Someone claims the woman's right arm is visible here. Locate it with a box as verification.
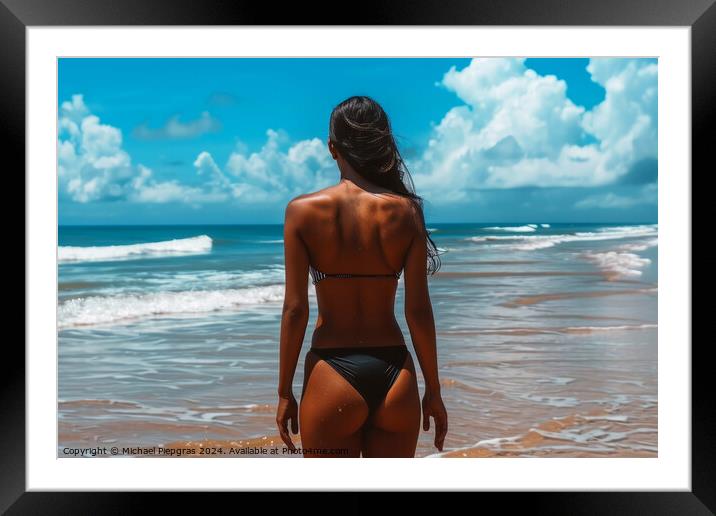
[402,213,448,451]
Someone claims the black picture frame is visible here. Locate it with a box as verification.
[7,0,710,512]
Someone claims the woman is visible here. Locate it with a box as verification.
[276,95,447,458]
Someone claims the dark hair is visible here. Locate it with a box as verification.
[329,95,441,275]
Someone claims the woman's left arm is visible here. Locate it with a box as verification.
[276,198,310,449]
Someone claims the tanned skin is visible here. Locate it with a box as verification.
[276,138,447,457]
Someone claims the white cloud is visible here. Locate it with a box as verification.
[58,94,338,206]
[581,59,657,179]
[133,111,221,140]
[58,94,206,203]
[408,57,657,205]
[193,151,233,196]
[193,128,337,203]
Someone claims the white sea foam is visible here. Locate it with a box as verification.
[466,224,657,277]
[530,426,656,445]
[616,237,659,252]
[484,225,538,232]
[581,414,630,422]
[540,224,551,228]
[58,267,288,301]
[536,377,576,385]
[520,393,580,407]
[465,224,658,251]
[140,267,285,290]
[59,235,213,263]
[596,225,658,235]
[425,414,656,457]
[579,250,652,278]
[58,284,285,329]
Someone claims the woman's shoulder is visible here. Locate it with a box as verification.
[284,191,336,228]
[286,189,335,213]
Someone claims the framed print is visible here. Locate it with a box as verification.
[7,0,711,511]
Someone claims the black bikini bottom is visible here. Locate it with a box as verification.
[305,345,409,415]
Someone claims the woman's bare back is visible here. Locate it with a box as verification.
[294,180,417,349]
[276,96,447,456]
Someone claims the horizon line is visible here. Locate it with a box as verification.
[58,221,658,227]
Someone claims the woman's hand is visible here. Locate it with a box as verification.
[422,390,448,452]
[276,393,299,451]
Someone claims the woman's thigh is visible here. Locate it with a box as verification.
[361,352,421,458]
[299,350,369,458]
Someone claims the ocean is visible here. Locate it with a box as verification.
[58,222,658,458]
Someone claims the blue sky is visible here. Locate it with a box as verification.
[58,57,657,225]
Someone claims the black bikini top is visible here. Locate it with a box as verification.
[309,263,402,285]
